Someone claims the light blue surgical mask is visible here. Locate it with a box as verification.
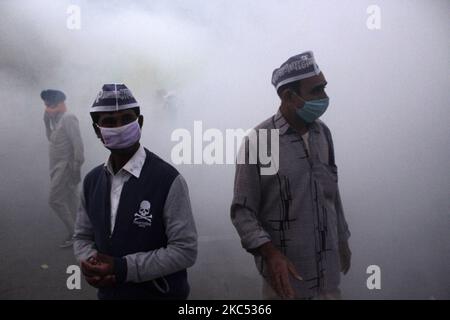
[293,92,330,123]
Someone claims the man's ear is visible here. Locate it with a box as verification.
[92,123,102,140]
[280,89,294,104]
[138,115,144,128]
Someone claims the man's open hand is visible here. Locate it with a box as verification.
[259,242,302,299]
[339,240,352,275]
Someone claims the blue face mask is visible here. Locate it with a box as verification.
[294,92,330,123]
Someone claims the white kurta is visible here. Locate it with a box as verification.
[46,112,84,234]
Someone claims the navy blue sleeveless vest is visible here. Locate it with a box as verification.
[83,148,189,300]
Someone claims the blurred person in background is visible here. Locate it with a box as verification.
[41,89,84,248]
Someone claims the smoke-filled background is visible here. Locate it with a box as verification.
[0,0,449,299]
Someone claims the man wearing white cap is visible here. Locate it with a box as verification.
[73,84,197,299]
[231,51,352,299]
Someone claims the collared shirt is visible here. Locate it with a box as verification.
[301,130,310,154]
[104,145,146,233]
[231,109,350,298]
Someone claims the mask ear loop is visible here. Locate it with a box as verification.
[292,90,306,102]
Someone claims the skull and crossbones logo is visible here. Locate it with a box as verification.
[133,200,152,228]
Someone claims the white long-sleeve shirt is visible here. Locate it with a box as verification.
[45,112,84,171]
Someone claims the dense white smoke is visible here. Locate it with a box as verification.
[0,0,449,299]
